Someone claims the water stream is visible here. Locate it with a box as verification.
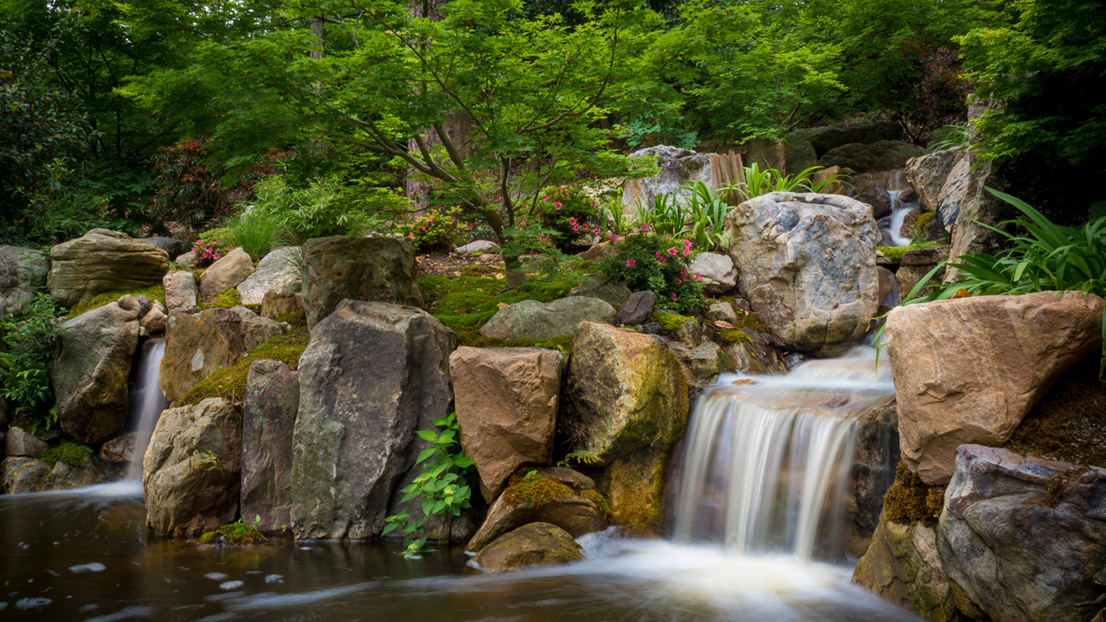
[881,191,916,247]
[124,339,169,481]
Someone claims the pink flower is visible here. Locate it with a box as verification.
[554,201,562,208]
[675,278,683,285]
[626,259,636,267]
[573,224,580,231]
[592,228,600,235]
[658,257,667,264]
[408,233,414,239]
[680,265,690,280]
[668,247,677,256]
[543,196,551,201]
[213,253,221,260]
[642,223,651,232]
[420,227,427,232]
[670,293,678,301]
[654,251,662,258]
[695,272,702,281]
[569,217,577,225]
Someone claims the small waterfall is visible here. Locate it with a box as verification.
[124,339,168,481]
[881,190,915,247]
[674,347,895,562]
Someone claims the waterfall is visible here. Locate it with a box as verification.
[881,190,916,247]
[673,347,895,562]
[124,338,168,481]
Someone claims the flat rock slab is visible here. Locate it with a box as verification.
[47,229,169,306]
[200,247,254,299]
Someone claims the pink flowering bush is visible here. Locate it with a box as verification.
[191,229,233,268]
[598,234,702,313]
[534,185,601,249]
[398,206,475,253]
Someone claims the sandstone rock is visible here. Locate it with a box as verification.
[895,246,948,303]
[52,300,140,445]
[143,398,241,536]
[812,166,852,195]
[577,240,619,262]
[688,252,737,294]
[242,360,299,533]
[616,291,656,326]
[0,246,49,316]
[174,251,198,267]
[199,247,254,299]
[163,271,199,315]
[450,347,562,502]
[724,192,881,356]
[904,149,959,213]
[820,140,925,174]
[1,454,117,494]
[621,146,713,218]
[567,274,631,307]
[480,296,615,340]
[467,468,607,552]
[160,307,292,404]
[47,229,169,307]
[666,339,726,390]
[302,236,423,328]
[260,282,304,321]
[140,237,188,258]
[800,121,903,157]
[562,322,688,533]
[886,291,1104,484]
[939,445,1106,622]
[236,247,302,305]
[456,240,500,254]
[4,427,49,458]
[472,522,584,572]
[291,301,455,540]
[877,266,899,312]
[99,432,136,463]
[140,300,168,335]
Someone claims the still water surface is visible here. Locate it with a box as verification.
[0,482,918,622]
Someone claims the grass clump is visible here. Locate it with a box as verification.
[40,440,93,470]
[882,462,945,527]
[198,520,268,546]
[180,330,310,407]
[65,284,166,319]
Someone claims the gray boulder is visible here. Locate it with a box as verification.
[143,398,242,537]
[0,246,49,316]
[199,247,254,299]
[688,252,737,294]
[302,236,423,328]
[617,291,656,326]
[47,229,169,306]
[1,454,117,494]
[4,427,49,458]
[905,149,959,213]
[52,298,141,445]
[163,270,199,315]
[456,240,500,254]
[237,247,302,305]
[480,296,615,340]
[140,237,188,258]
[568,274,632,307]
[472,522,584,572]
[291,301,455,540]
[621,146,713,215]
[819,141,926,174]
[724,192,881,356]
[799,121,903,157]
[242,360,299,533]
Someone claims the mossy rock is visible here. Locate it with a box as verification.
[202,287,242,310]
[472,522,583,572]
[65,284,166,319]
[40,440,94,470]
[179,330,310,407]
[882,461,945,527]
[197,520,268,546]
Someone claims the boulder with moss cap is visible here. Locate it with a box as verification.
[47,229,169,306]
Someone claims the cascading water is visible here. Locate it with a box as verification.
[881,190,916,247]
[123,338,168,481]
[674,347,895,562]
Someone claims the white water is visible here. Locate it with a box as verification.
[674,347,895,562]
[882,190,915,247]
[123,339,168,481]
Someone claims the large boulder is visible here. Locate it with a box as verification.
[301,235,423,328]
[163,270,199,315]
[4,427,48,458]
[886,291,1104,485]
[1,453,117,494]
[724,192,881,356]
[939,445,1106,622]
[51,298,141,445]
[799,121,903,157]
[143,398,242,536]
[0,246,49,316]
[237,247,302,305]
[450,347,562,502]
[139,237,188,258]
[479,296,615,341]
[562,322,688,533]
[46,229,169,307]
[688,252,737,294]
[291,301,455,540]
[199,247,254,299]
[621,146,713,217]
[160,307,292,404]
[567,275,631,308]
[905,149,959,213]
[472,522,584,572]
[819,141,926,174]
[241,360,299,533]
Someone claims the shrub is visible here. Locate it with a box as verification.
[533,185,601,248]
[192,228,233,268]
[250,176,399,245]
[398,206,474,253]
[223,209,281,260]
[599,234,704,314]
[0,294,67,428]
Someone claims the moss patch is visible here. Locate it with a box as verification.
[197,520,267,546]
[419,272,580,349]
[180,330,310,407]
[65,285,166,319]
[276,309,307,328]
[502,474,576,509]
[40,440,94,470]
[883,462,945,527]
[202,287,242,310]
[652,310,696,332]
[877,241,942,264]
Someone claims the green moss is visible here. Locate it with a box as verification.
[197,520,268,546]
[419,272,581,349]
[65,284,167,319]
[502,475,576,508]
[180,330,311,407]
[40,440,93,470]
[1004,356,1106,466]
[914,211,935,232]
[877,241,943,265]
[652,310,696,332]
[276,309,307,328]
[202,287,242,309]
[882,462,945,527]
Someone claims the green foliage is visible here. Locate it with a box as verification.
[637,193,688,238]
[39,440,93,470]
[927,123,971,153]
[249,176,394,245]
[733,164,845,202]
[877,240,942,265]
[682,181,732,252]
[534,186,603,249]
[192,229,233,268]
[0,294,66,424]
[601,188,633,238]
[398,207,474,253]
[557,449,601,468]
[223,210,282,260]
[198,519,268,545]
[901,187,1106,374]
[383,413,476,559]
[599,235,704,313]
[203,288,242,310]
